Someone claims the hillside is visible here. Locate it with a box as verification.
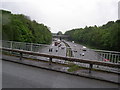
[1,10,52,44]
[65,20,120,51]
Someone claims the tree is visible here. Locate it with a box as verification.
[57,31,63,35]
[2,10,52,44]
[64,20,120,51]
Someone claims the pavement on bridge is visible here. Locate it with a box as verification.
[2,54,119,88]
[2,59,119,88]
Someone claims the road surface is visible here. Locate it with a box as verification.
[32,40,100,63]
[2,60,118,88]
[64,40,100,60]
[35,41,66,62]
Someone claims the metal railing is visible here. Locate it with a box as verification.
[2,40,50,52]
[1,40,120,64]
[1,47,120,74]
[62,40,120,64]
[92,49,120,63]
[1,40,120,73]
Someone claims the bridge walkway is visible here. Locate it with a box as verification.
[2,54,119,86]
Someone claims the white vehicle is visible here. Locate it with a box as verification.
[81,53,85,56]
[74,45,77,47]
[57,39,60,42]
[80,53,85,56]
[72,41,74,43]
[61,46,65,49]
[82,46,87,51]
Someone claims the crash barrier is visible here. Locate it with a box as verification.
[92,49,120,63]
[2,40,120,64]
[1,47,120,73]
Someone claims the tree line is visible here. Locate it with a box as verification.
[65,20,120,51]
[1,10,52,44]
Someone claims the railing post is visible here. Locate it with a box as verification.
[20,52,23,60]
[49,57,52,65]
[31,43,33,51]
[109,53,111,62]
[89,64,93,73]
[10,41,13,54]
[10,41,13,49]
[118,61,120,73]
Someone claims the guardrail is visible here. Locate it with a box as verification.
[92,49,120,63]
[1,47,120,73]
[60,40,120,63]
[1,40,120,64]
[1,40,50,52]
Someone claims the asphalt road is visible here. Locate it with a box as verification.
[64,40,100,60]
[26,39,104,65]
[35,41,66,62]
[2,60,118,88]
[41,40,100,60]
[33,40,100,62]
[38,41,66,56]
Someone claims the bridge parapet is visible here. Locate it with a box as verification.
[1,47,120,74]
[1,40,120,64]
[52,35,69,38]
[92,49,120,63]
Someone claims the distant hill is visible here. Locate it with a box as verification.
[1,10,52,44]
[65,20,120,51]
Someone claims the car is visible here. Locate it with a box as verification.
[56,48,58,52]
[72,41,74,43]
[74,49,77,52]
[80,53,85,56]
[82,46,87,51]
[61,46,65,49]
[74,45,77,47]
[58,44,62,47]
[54,41,60,46]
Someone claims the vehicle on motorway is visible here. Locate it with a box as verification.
[58,43,62,47]
[80,53,85,56]
[74,45,77,52]
[56,48,58,52]
[61,46,65,49]
[53,38,57,41]
[82,46,87,51]
[54,41,60,46]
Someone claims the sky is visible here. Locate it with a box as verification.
[1,0,119,33]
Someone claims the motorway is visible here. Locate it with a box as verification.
[34,39,100,63]
[64,40,99,60]
[38,41,66,57]
[2,60,118,88]
[35,41,67,62]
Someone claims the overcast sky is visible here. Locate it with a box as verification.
[1,0,119,33]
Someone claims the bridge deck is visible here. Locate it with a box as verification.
[2,60,119,88]
[2,55,119,88]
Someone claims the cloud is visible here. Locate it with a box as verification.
[1,0,119,33]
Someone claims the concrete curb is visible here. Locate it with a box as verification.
[2,58,119,85]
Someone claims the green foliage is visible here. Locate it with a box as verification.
[1,10,52,44]
[65,20,120,51]
[57,31,63,35]
[67,63,80,72]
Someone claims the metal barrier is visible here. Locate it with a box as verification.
[1,47,120,74]
[92,49,120,63]
[2,40,50,52]
[1,40,120,64]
